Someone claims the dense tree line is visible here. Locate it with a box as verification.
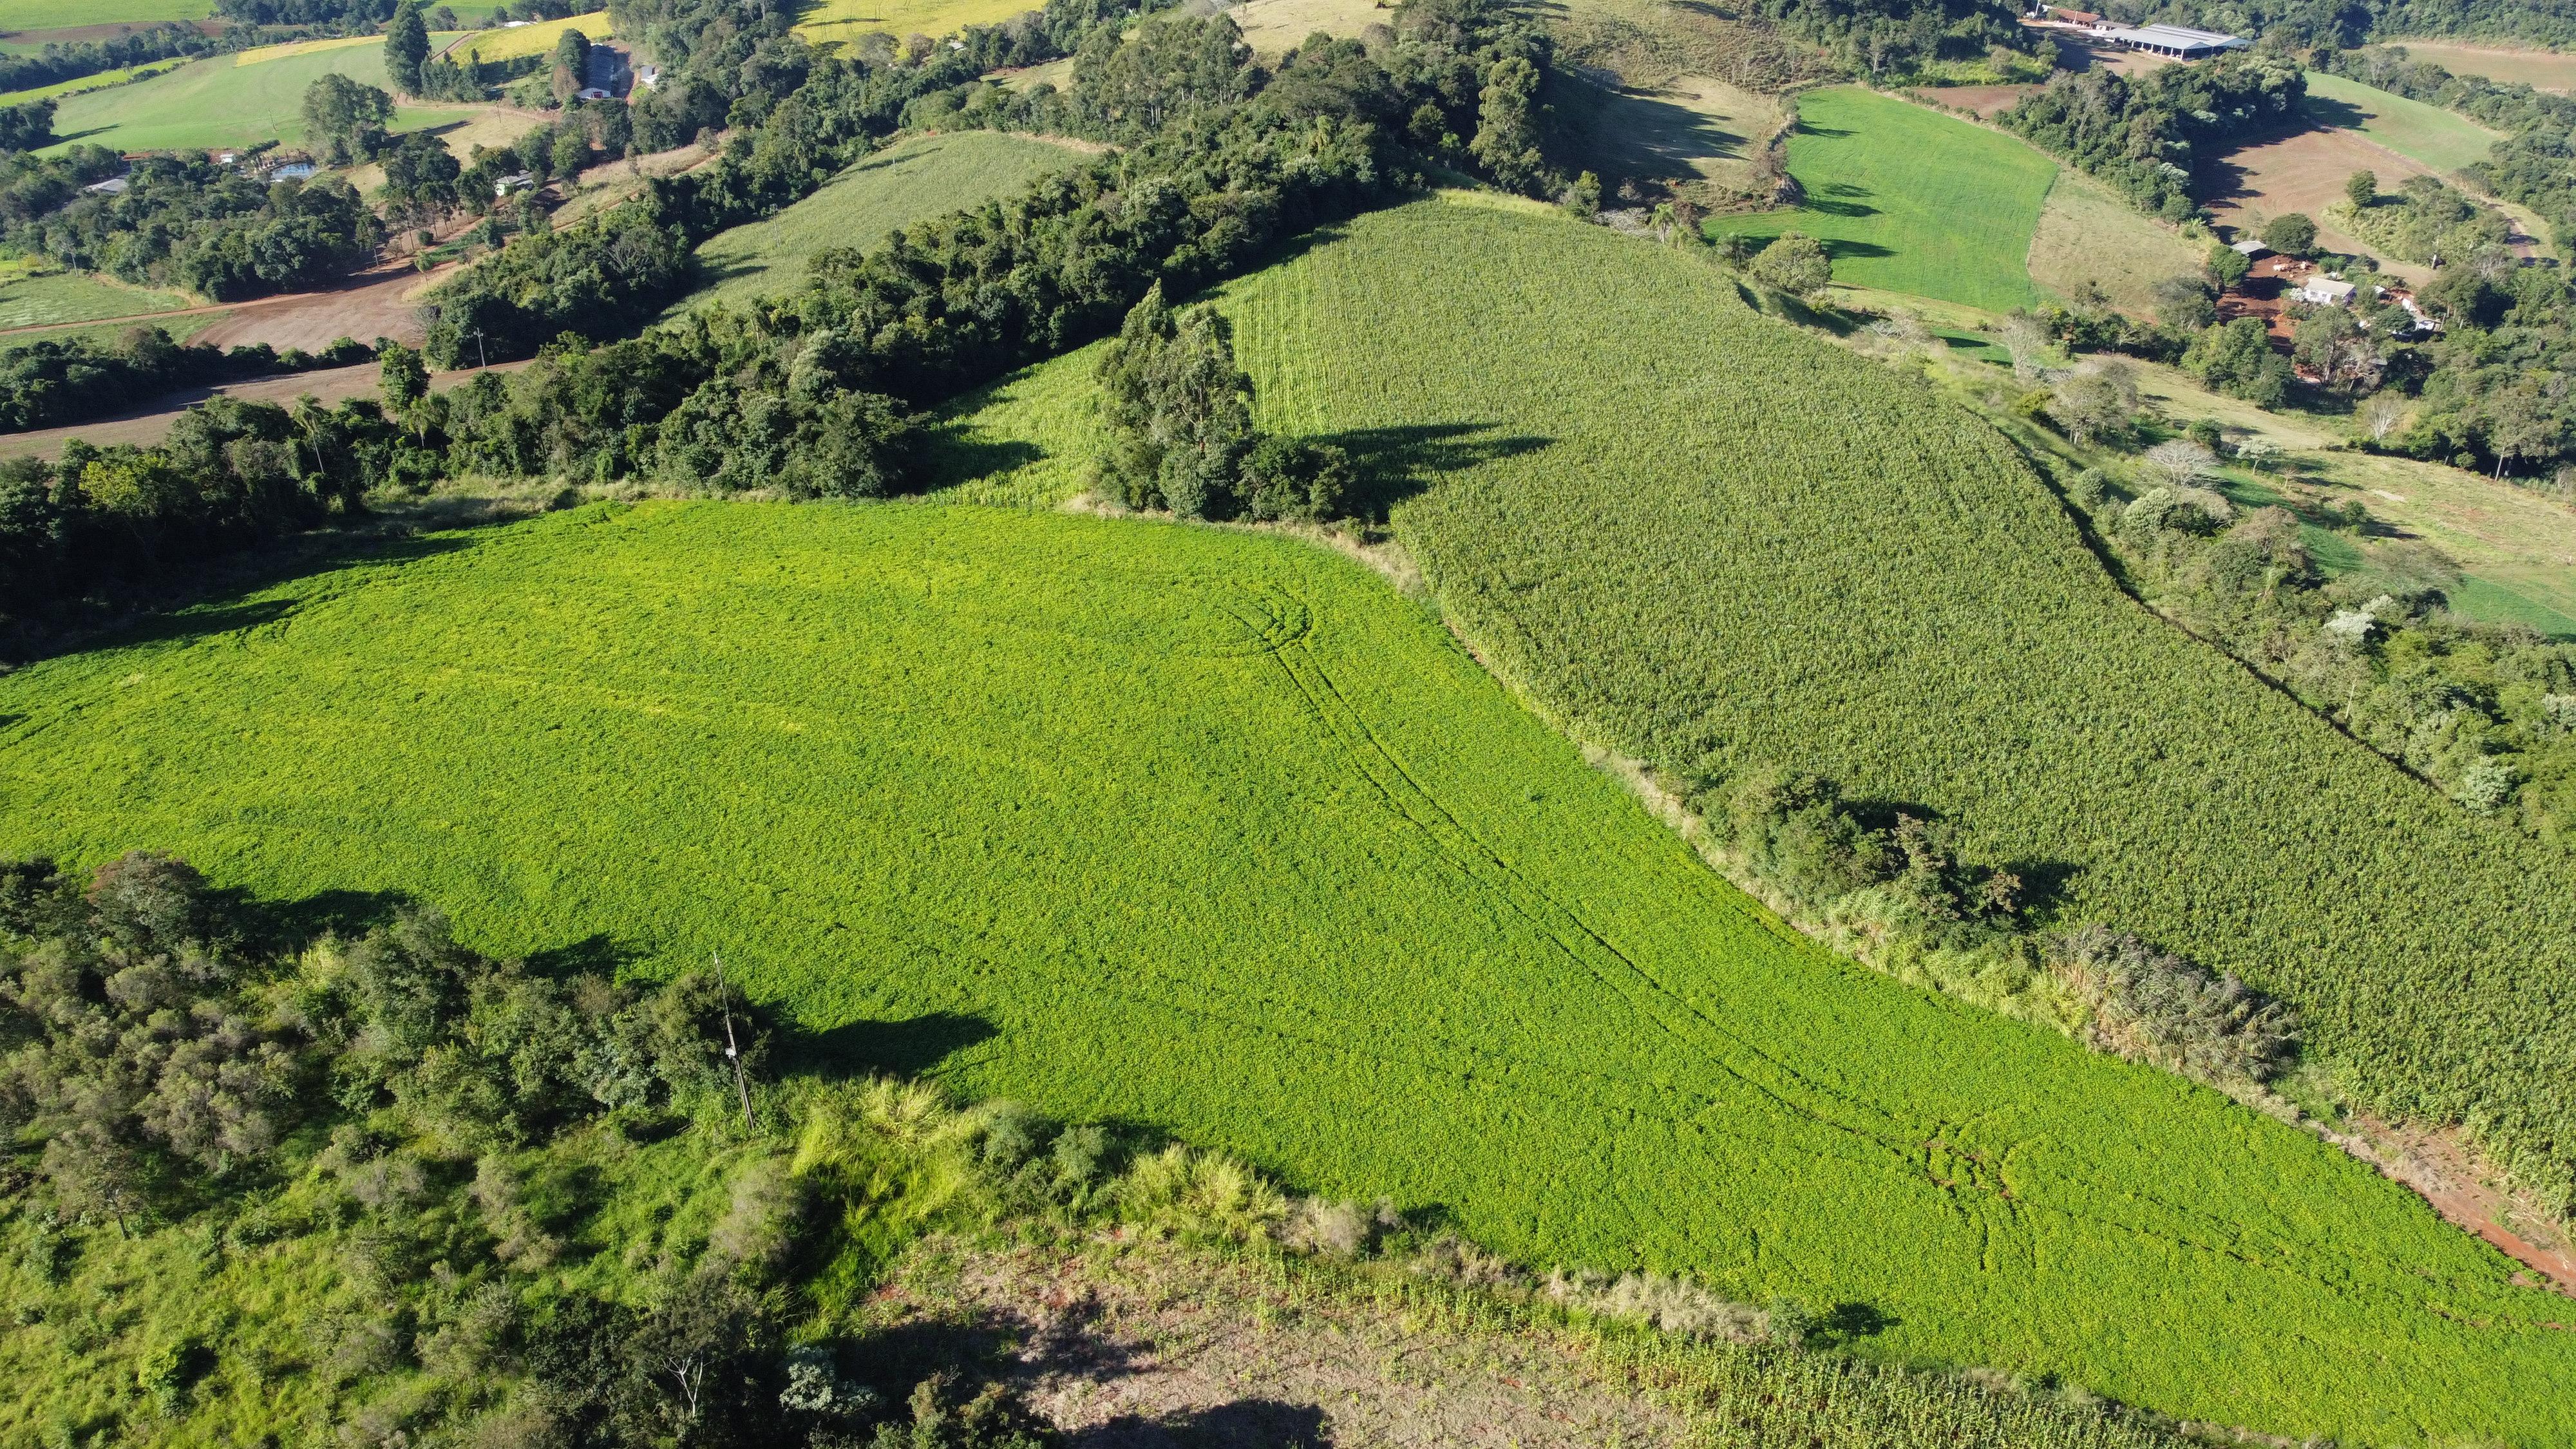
[0,368,393,617]
[1757,0,2045,80]
[2000,55,2306,220]
[411,0,1548,501]
[3,153,382,301]
[0,22,218,98]
[0,100,55,154]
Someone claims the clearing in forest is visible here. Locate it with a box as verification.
[2,495,2571,1447]
[667,131,1090,316]
[0,258,193,328]
[453,10,611,64]
[1709,86,2052,311]
[1224,0,1388,57]
[40,48,472,155]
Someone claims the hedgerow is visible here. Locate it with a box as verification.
[0,500,2568,1442]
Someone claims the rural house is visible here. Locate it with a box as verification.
[2298,276,2356,306]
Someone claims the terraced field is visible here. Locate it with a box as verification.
[1709,86,2053,311]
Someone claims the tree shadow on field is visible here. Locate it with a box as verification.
[1803,182,1879,218]
[1303,421,1553,514]
[1,528,480,672]
[1816,1301,1897,1346]
[526,932,640,980]
[787,1010,999,1079]
[234,885,416,953]
[1075,1399,1334,1447]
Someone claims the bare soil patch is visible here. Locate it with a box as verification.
[2204,124,2438,265]
[2322,1118,2576,1296]
[191,260,447,353]
[1917,83,2035,119]
[0,357,527,459]
[872,1235,1695,1447]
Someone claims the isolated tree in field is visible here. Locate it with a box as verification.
[552,26,591,104]
[1999,309,2050,381]
[386,0,431,96]
[1470,55,1542,191]
[2050,360,2139,445]
[2260,212,2317,257]
[1095,283,1258,518]
[303,73,393,165]
[0,99,54,153]
[1749,232,1830,302]
[2345,170,2377,209]
[2151,274,2217,330]
[2360,391,2409,446]
[2143,438,2218,489]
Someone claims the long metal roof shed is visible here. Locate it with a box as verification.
[2097,23,2251,56]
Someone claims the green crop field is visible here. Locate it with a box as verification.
[0,0,209,30]
[0,262,193,327]
[947,192,2576,1420]
[41,49,470,156]
[2304,69,2500,173]
[1710,86,2052,310]
[0,497,2570,1444]
[669,131,1088,316]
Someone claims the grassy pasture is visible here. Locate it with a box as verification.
[2,497,2571,1444]
[2024,163,2203,314]
[0,260,193,327]
[1710,86,2052,311]
[41,49,470,155]
[0,0,207,28]
[2303,68,2499,173]
[792,0,1030,48]
[668,131,1086,316]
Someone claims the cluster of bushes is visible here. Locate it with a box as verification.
[0,99,55,154]
[2333,169,2515,266]
[1700,766,2305,1092]
[0,378,406,620]
[3,151,382,301]
[0,146,133,230]
[2000,55,2307,220]
[2059,447,2576,849]
[1094,284,1354,521]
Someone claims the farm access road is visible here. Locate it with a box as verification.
[0,357,530,460]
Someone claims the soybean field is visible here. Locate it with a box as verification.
[1710,86,2052,310]
[947,193,2576,1410]
[0,501,2570,1445]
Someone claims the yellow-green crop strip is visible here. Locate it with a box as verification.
[0,500,2568,1444]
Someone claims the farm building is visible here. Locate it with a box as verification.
[2094,23,2249,57]
[2298,276,2356,306]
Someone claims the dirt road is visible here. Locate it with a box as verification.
[0,259,457,355]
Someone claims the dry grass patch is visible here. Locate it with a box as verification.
[1224,0,1390,57]
[2378,39,2576,92]
[2025,164,2203,315]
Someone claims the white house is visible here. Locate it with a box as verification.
[2298,277,2356,306]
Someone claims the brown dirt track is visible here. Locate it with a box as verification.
[0,357,527,460]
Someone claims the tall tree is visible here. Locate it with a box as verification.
[386,0,431,97]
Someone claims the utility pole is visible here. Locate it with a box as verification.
[714,952,759,1132]
[470,327,488,370]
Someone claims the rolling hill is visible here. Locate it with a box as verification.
[5,294,2576,1445]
